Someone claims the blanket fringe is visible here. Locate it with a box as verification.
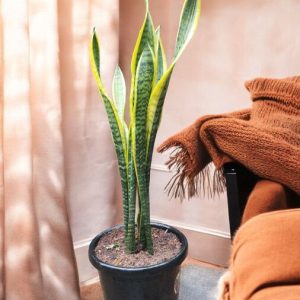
[164,146,226,199]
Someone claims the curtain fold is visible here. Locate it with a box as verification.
[0,0,84,298]
[0,5,4,298]
[2,1,43,298]
[0,0,121,295]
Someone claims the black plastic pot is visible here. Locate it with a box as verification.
[89,223,188,300]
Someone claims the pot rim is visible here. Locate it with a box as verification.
[89,222,188,274]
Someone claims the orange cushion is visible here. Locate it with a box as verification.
[230,209,300,300]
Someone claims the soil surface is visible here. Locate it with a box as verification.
[95,227,182,268]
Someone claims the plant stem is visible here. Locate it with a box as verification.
[126,146,136,253]
[120,176,129,241]
[138,175,153,254]
[142,191,153,254]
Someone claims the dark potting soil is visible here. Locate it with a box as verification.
[95,227,182,268]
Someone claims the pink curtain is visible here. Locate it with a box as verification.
[0,0,121,297]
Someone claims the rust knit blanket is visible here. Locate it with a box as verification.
[158,76,300,198]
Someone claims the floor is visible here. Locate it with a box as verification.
[80,258,222,300]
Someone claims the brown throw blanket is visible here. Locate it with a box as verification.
[158,76,300,198]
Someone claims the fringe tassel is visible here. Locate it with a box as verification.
[163,145,226,199]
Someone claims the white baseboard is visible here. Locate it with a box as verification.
[151,217,231,267]
[74,238,99,284]
[74,221,231,284]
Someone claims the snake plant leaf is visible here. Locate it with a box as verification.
[90,32,127,157]
[144,0,149,10]
[155,26,160,54]
[129,5,156,115]
[90,31,130,232]
[174,0,201,58]
[131,13,155,76]
[125,130,137,253]
[153,26,167,84]
[91,28,100,74]
[112,65,126,121]
[132,44,155,253]
[146,0,201,164]
[132,44,154,174]
[156,38,167,83]
[90,31,105,92]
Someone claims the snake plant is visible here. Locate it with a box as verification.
[90,0,201,254]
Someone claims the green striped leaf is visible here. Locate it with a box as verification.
[112,65,126,121]
[131,13,155,75]
[174,0,201,58]
[90,31,129,232]
[146,0,201,162]
[132,45,154,172]
[153,26,167,84]
[91,28,100,74]
[146,74,172,175]
[156,38,167,83]
[155,27,160,55]
[132,44,155,253]
[129,5,156,115]
[125,129,137,253]
[90,32,127,159]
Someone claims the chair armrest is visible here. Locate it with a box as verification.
[223,163,258,238]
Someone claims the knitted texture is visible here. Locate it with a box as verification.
[158,76,300,198]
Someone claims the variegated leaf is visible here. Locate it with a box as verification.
[112,65,126,121]
[132,44,155,253]
[90,31,130,235]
